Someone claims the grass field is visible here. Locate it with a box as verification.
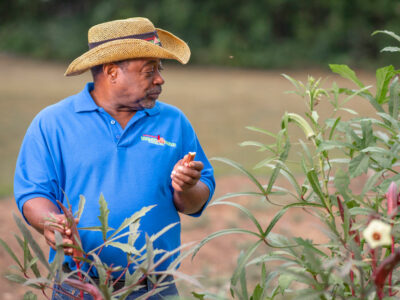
[1,54,377,197]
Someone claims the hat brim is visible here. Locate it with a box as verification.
[64,28,190,76]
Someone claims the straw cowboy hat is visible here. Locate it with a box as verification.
[65,17,191,76]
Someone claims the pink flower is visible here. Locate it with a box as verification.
[386,182,398,218]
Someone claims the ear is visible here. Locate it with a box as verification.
[103,63,119,83]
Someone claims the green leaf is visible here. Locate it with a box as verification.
[376,65,396,104]
[108,205,155,240]
[211,201,264,236]
[231,240,263,286]
[329,64,365,89]
[212,192,265,203]
[108,242,141,255]
[372,30,400,43]
[23,291,37,300]
[5,273,27,284]
[349,207,376,216]
[349,153,369,178]
[328,117,341,140]
[192,228,261,259]
[389,76,400,119]
[211,157,265,194]
[13,214,51,273]
[306,169,327,208]
[14,235,41,277]
[278,273,296,291]
[245,126,278,138]
[76,194,86,220]
[98,193,110,241]
[0,238,23,270]
[381,46,400,52]
[334,168,350,197]
[264,207,288,237]
[361,120,375,147]
[361,170,385,197]
[266,142,290,194]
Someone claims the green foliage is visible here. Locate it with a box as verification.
[194,43,400,298]
[0,196,198,299]
[1,0,400,68]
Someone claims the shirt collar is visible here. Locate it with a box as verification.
[73,82,99,113]
[73,82,161,116]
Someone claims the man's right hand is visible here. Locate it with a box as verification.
[43,213,79,255]
[22,197,79,256]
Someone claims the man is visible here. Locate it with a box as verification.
[14,17,215,299]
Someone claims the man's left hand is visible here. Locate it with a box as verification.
[170,155,204,192]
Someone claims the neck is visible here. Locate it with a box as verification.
[90,83,136,129]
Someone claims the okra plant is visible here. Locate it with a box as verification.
[193,30,400,300]
[1,195,198,300]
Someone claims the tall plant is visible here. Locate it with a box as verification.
[194,31,400,299]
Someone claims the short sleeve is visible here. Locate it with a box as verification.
[14,118,60,222]
[179,114,215,217]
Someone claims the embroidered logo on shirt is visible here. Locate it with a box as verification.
[141,134,176,147]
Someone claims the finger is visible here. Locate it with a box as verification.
[175,166,201,181]
[173,170,197,186]
[172,176,188,192]
[188,161,204,171]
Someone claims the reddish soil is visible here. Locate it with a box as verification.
[0,175,326,299]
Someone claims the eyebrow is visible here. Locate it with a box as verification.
[142,60,160,67]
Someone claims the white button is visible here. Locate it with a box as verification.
[110,120,116,125]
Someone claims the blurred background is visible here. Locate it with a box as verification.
[1,0,400,298]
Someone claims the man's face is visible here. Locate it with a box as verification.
[112,58,164,111]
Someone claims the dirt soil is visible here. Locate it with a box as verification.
[0,175,329,299]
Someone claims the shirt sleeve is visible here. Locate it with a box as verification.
[179,114,215,217]
[14,117,61,222]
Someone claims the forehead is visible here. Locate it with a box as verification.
[124,58,161,68]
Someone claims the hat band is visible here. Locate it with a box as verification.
[88,31,162,49]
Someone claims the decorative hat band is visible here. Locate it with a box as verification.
[88,31,162,49]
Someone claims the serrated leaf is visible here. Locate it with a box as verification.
[108,242,141,255]
[98,193,110,241]
[334,168,350,196]
[349,153,369,178]
[376,65,396,104]
[329,64,365,89]
[108,205,154,240]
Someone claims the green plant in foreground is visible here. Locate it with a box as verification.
[0,195,198,300]
[193,31,400,300]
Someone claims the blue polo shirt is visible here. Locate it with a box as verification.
[14,82,215,275]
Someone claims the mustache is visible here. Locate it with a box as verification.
[147,86,162,95]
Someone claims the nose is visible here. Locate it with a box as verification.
[153,69,165,85]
